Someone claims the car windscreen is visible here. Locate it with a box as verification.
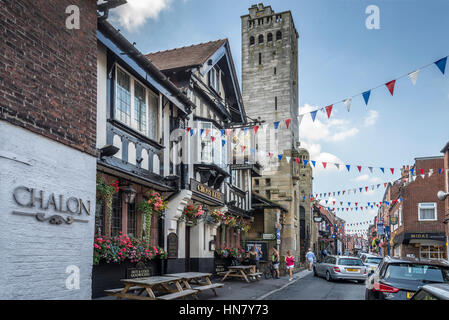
[338,258,364,266]
[365,257,382,264]
[385,264,449,283]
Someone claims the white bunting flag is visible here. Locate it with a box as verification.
[368,167,373,173]
[298,115,304,127]
[335,163,340,170]
[429,169,433,177]
[286,156,291,163]
[344,98,352,112]
[408,70,419,86]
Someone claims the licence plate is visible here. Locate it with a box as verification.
[346,268,359,272]
[406,292,414,299]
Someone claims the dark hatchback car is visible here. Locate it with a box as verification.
[411,283,449,300]
[365,256,449,300]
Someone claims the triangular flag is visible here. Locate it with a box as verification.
[190,129,195,136]
[408,70,419,85]
[335,163,340,170]
[278,154,283,161]
[250,148,255,154]
[222,140,226,147]
[344,98,352,112]
[303,159,308,166]
[285,118,291,129]
[241,146,246,152]
[310,110,318,122]
[268,152,274,159]
[226,129,232,136]
[380,167,385,173]
[434,57,447,75]
[295,157,300,164]
[362,91,371,106]
[286,156,291,163]
[211,136,216,142]
[322,162,327,169]
[357,166,362,172]
[346,165,351,172]
[274,121,280,130]
[390,168,394,174]
[325,105,333,118]
[311,160,316,167]
[253,126,259,134]
[298,115,304,126]
[385,80,396,96]
[200,129,204,136]
[220,129,225,137]
[368,167,373,173]
[186,127,191,133]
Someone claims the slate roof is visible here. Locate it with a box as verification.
[145,39,227,71]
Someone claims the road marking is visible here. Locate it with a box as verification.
[256,269,311,300]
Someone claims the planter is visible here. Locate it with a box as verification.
[91,259,163,299]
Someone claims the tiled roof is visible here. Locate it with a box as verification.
[145,39,227,71]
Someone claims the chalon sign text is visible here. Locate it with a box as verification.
[11,186,91,225]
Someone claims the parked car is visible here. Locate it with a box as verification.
[313,255,367,283]
[365,256,449,300]
[411,283,449,300]
[362,254,383,274]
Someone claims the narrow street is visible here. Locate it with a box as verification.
[265,271,365,300]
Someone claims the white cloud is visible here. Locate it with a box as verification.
[363,110,379,127]
[353,175,381,183]
[110,0,172,32]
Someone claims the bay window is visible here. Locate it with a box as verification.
[115,65,159,140]
[198,121,226,168]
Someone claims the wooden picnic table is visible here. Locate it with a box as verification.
[104,275,198,300]
[165,272,224,297]
[220,265,262,283]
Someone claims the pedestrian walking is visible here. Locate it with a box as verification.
[272,247,280,279]
[305,248,315,271]
[285,250,295,281]
[255,245,263,273]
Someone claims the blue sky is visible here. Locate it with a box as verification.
[109,0,449,234]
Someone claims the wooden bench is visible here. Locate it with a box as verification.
[157,289,198,300]
[191,283,224,296]
[248,272,262,280]
[105,286,144,296]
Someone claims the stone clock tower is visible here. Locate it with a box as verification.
[241,4,312,260]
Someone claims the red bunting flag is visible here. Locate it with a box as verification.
[295,157,300,164]
[384,183,387,188]
[211,136,216,142]
[322,162,327,168]
[355,202,358,206]
[420,168,424,174]
[361,207,363,210]
[325,105,333,118]
[385,80,396,96]
[241,146,246,152]
[285,118,291,129]
[187,127,191,132]
[226,129,232,136]
[268,152,273,159]
[365,186,368,192]
[342,191,346,195]
[390,168,394,174]
[333,201,335,205]
[253,126,259,134]
[357,166,362,172]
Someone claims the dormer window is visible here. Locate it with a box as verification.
[208,67,220,94]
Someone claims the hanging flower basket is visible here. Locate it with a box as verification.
[209,209,225,225]
[180,204,204,225]
[137,191,167,244]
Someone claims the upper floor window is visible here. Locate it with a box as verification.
[258,34,264,44]
[208,67,220,94]
[115,66,159,140]
[267,33,273,42]
[249,36,255,46]
[418,202,437,221]
[276,31,282,40]
[198,121,226,168]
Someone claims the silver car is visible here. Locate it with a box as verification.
[361,254,382,274]
[313,255,368,283]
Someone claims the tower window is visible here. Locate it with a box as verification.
[276,31,282,40]
[267,33,273,42]
[274,67,277,75]
[249,36,255,46]
[275,97,277,110]
[258,53,262,65]
[258,34,264,44]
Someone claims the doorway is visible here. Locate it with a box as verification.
[185,226,191,272]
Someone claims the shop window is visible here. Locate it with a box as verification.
[420,245,447,260]
[418,202,437,221]
[249,36,255,45]
[95,200,104,236]
[127,201,137,237]
[111,193,122,237]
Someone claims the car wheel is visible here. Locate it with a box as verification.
[325,271,332,282]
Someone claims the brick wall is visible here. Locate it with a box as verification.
[0,0,97,156]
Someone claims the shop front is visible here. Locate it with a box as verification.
[392,232,447,260]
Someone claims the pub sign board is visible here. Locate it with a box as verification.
[190,179,224,203]
[167,233,178,259]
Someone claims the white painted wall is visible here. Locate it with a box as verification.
[0,121,97,299]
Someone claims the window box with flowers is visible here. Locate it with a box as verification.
[91,233,167,299]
